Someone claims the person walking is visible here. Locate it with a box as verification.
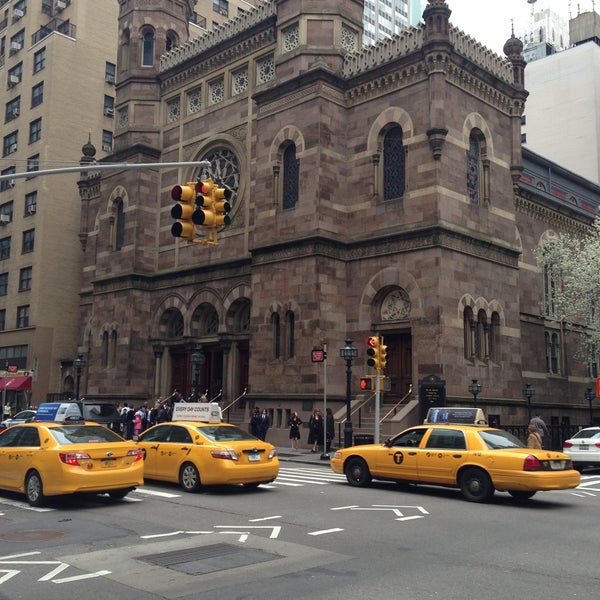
[258,408,270,441]
[526,423,543,449]
[250,407,261,437]
[325,407,335,452]
[530,413,550,448]
[308,409,323,453]
[288,411,303,450]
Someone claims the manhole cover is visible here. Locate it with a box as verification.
[0,530,65,542]
[138,543,280,575]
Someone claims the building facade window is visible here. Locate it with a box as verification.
[0,237,11,260]
[545,330,561,374]
[256,54,274,85]
[282,143,299,210]
[18,266,31,291]
[31,81,44,107]
[0,272,8,296]
[285,311,295,359]
[141,28,155,67]
[464,307,500,362]
[0,344,28,368]
[3,131,18,156]
[271,312,281,359]
[213,0,229,17]
[0,201,13,223]
[0,167,15,192]
[24,191,37,215]
[22,229,34,253]
[5,97,20,122]
[102,130,113,152]
[187,87,202,114]
[105,61,116,83]
[16,305,29,328]
[114,199,125,251]
[208,78,224,105]
[467,129,490,205]
[27,154,39,175]
[0,309,5,331]
[29,118,42,144]
[383,126,405,201]
[33,47,46,73]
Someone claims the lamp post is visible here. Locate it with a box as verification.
[523,383,535,423]
[585,387,594,425]
[73,354,87,401]
[190,347,205,400]
[339,338,358,448]
[468,379,481,407]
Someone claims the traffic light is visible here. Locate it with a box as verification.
[196,178,216,228]
[211,183,232,227]
[171,182,201,241]
[360,377,373,391]
[366,335,387,371]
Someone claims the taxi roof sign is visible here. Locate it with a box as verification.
[424,407,487,425]
[35,402,84,423]
[172,402,222,423]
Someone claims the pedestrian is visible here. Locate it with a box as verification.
[308,409,323,453]
[250,407,261,437]
[258,408,270,441]
[526,423,542,449]
[133,410,143,437]
[530,413,550,448]
[325,407,335,452]
[288,411,303,450]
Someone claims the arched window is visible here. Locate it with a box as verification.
[467,131,482,205]
[463,307,475,360]
[271,313,281,359]
[110,330,117,368]
[285,311,295,359]
[166,32,178,52]
[142,29,154,67]
[115,199,125,251]
[282,143,299,209]
[383,126,405,201]
[489,312,500,362]
[120,28,130,71]
[543,263,557,318]
[545,331,560,374]
[101,331,109,368]
[477,310,488,360]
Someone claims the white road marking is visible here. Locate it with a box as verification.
[308,528,344,536]
[133,488,181,498]
[249,515,282,522]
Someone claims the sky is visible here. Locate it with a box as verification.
[442,0,589,55]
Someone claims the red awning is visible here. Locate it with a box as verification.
[0,376,32,391]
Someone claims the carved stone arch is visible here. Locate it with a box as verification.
[462,113,494,156]
[265,301,283,324]
[151,294,188,339]
[223,282,252,315]
[269,126,306,163]
[487,299,505,325]
[358,267,423,330]
[189,289,222,336]
[457,294,477,319]
[367,107,414,154]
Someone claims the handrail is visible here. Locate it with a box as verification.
[210,389,222,403]
[339,391,375,425]
[221,388,246,413]
[380,384,413,423]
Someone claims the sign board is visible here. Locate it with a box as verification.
[311,349,325,362]
[35,402,83,423]
[172,402,222,423]
[424,406,487,425]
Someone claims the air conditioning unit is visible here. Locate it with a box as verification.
[105,74,115,84]
[10,42,22,51]
[55,0,67,10]
[219,8,228,16]
[9,74,20,85]
[9,144,17,153]
[8,179,15,188]
[102,144,112,152]
[11,108,19,118]
[13,8,24,19]
[0,215,10,224]
[27,205,36,215]
[104,107,114,117]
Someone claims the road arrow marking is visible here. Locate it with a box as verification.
[214,525,281,539]
[0,570,19,584]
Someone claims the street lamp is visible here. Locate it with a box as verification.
[190,348,205,400]
[585,387,594,425]
[468,379,481,407]
[523,383,535,423]
[73,354,87,401]
[339,338,358,448]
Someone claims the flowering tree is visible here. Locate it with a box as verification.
[535,219,600,363]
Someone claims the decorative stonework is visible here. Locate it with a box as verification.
[381,288,411,321]
[232,66,249,96]
[187,87,201,114]
[282,24,299,54]
[256,54,275,85]
[341,25,358,53]
[117,107,128,128]
[166,98,180,123]
[208,78,224,105]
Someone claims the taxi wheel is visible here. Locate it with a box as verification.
[344,457,372,487]
[108,489,130,500]
[508,490,536,501]
[179,462,201,492]
[25,470,45,507]
[459,467,494,503]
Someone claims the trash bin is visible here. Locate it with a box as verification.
[354,434,374,445]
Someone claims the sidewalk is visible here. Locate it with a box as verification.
[276,446,335,466]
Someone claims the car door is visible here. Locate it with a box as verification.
[374,427,428,481]
[416,428,468,484]
[155,425,194,481]
[0,426,40,490]
[138,424,171,479]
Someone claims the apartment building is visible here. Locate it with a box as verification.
[0,0,118,410]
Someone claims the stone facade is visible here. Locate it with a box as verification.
[76,0,600,444]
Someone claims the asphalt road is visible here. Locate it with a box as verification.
[0,455,598,600]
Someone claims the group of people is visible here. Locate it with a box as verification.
[527,413,550,449]
[291,408,335,452]
[118,401,173,439]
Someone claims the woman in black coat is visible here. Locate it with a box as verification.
[288,411,303,450]
[308,409,323,453]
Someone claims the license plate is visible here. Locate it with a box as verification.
[550,461,565,470]
[101,459,117,468]
[579,445,589,451]
[248,453,260,462]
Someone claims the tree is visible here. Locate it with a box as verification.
[535,219,600,365]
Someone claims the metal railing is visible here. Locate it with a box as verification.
[221,388,246,422]
[380,384,413,423]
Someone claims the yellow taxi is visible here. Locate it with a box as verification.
[135,403,279,491]
[0,402,143,507]
[331,408,580,502]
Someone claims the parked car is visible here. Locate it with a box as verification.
[330,423,580,503]
[0,402,143,506]
[0,409,37,430]
[563,427,600,471]
[74,400,121,431]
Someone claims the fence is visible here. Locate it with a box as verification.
[503,424,581,451]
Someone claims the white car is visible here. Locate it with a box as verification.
[563,427,600,471]
[1,409,37,430]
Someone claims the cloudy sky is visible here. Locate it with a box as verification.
[444,0,586,55]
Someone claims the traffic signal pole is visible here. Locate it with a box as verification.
[375,368,381,444]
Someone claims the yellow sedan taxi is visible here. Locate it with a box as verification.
[0,402,143,507]
[135,403,279,492]
[331,417,580,503]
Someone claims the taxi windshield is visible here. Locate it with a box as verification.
[49,425,124,445]
[478,429,525,450]
[198,425,257,442]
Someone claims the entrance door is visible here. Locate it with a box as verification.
[383,332,412,403]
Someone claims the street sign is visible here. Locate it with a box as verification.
[311,349,325,362]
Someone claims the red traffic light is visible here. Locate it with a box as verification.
[366,336,378,348]
[359,377,373,391]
